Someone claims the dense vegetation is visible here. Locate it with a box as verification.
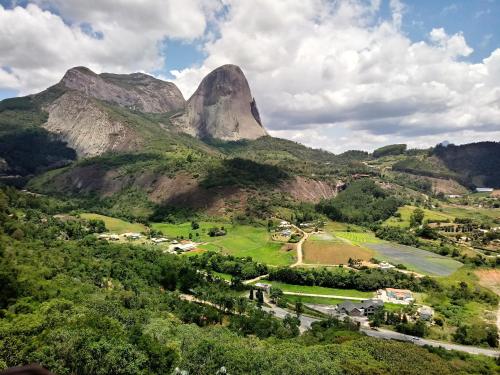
[433,142,500,188]
[317,179,401,225]
[372,144,407,158]
[267,266,438,292]
[392,156,457,180]
[1,188,498,374]
[189,251,268,280]
[0,93,76,179]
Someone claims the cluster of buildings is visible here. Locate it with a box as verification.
[376,288,414,304]
[98,233,142,241]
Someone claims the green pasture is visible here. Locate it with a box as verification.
[152,222,294,266]
[253,279,373,298]
[80,213,147,234]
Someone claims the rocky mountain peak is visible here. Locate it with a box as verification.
[174,64,268,141]
[59,66,185,113]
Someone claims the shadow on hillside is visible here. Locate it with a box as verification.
[200,157,290,189]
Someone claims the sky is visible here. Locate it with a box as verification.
[0,0,499,153]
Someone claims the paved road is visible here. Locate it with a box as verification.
[262,305,317,332]
[243,274,269,285]
[362,328,500,357]
[264,303,500,357]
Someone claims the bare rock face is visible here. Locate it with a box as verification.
[174,64,268,140]
[43,91,140,157]
[60,67,185,113]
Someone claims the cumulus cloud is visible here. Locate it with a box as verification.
[172,0,500,152]
[1,0,499,152]
[0,0,215,94]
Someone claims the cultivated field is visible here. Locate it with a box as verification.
[80,213,147,234]
[303,240,373,264]
[333,231,382,245]
[365,243,463,276]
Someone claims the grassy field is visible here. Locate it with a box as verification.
[333,231,382,245]
[80,213,147,234]
[282,294,346,306]
[152,222,294,266]
[384,205,453,227]
[439,204,499,223]
[253,279,374,298]
[365,243,462,276]
[303,238,373,264]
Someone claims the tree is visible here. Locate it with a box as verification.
[410,208,424,227]
[295,301,304,317]
[270,287,283,304]
[256,289,264,307]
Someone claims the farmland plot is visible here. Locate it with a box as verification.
[365,243,462,276]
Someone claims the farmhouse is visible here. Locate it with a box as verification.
[476,187,493,193]
[151,237,168,244]
[254,283,272,293]
[377,288,414,304]
[418,306,434,321]
[337,299,383,317]
[378,262,395,271]
[278,220,292,229]
[123,232,141,240]
[174,242,196,252]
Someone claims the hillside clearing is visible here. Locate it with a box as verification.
[80,213,147,234]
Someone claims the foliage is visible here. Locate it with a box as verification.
[433,142,500,188]
[317,179,401,225]
[267,266,434,292]
[189,252,268,280]
[373,144,407,158]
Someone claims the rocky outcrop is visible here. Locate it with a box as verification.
[279,176,337,203]
[60,67,185,113]
[43,91,140,157]
[173,64,268,140]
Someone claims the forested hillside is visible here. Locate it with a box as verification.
[0,188,497,374]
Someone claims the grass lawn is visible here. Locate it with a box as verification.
[439,204,499,224]
[253,279,374,298]
[384,205,453,227]
[283,294,346,306]
[152,222,294,266]
[80,213,147,234]
[213,271,233,281]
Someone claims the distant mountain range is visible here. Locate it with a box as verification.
[0,64,498,218]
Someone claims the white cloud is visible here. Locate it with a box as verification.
[1,0,499,153]
[0,1,215,94]
[172,0,500,152]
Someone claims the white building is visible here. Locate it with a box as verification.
[378,262,395,271]
[476,187,493,193]
[123,232,141,240]
[151,237,169,244]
